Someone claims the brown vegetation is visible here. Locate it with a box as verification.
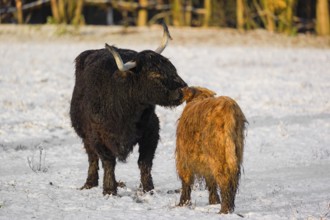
[2,0,329,35]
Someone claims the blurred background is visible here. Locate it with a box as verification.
[0,0,329,36]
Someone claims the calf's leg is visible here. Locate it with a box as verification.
[178,179,192,206]
[206,178,220,204]
[216,175,236,214]
[177,163,193,206]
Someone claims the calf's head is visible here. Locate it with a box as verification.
[182,86,217,103]
[106,23,187,107]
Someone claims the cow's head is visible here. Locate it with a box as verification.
[106,23,187,107]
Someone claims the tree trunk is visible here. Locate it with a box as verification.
[236,0,244,31]
[285,0,296,34]
[106,7,114,25]
[210,0,226,27]
[171,0,183,26]
[316,0,330,35]
[263,0,275,32]
[15,0,23,24]
[203,0,211,27]
[50,0,60,23]
[72,0,84,25]
[184,0,192,26]
[137,0,148,26]
[58,0,67,24]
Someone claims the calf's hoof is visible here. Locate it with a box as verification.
[209,194,220,205]
[219,205,233,214]
[178,199,192,206]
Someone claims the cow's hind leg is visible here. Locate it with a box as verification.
[81,141,99,190]
[95,142,118,195]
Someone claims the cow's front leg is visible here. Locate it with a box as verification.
[102,156,117,195]
[138,143,156,193]
[137,113,159,192]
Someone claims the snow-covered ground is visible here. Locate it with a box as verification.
[0,26,330,220]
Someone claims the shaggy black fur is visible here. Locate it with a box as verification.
[70,46,187,195]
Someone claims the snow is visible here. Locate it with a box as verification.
[1,27,330,220]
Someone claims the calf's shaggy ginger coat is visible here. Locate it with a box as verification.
[176,87,247,214]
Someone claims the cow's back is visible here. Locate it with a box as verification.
[70,48,138,139]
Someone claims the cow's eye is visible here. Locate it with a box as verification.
[149,72,163,79]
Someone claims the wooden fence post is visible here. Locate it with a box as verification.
[316,0,330,35]
[285,0,296,34]
[184,0,192,26]
[50,0,60,23]
[15,0,23,24]
[236,0,244,31]
[58,0,67,23]
[263,0,275,32]
[171,0,183,26]
[106,7,114,25]
[203,0,211,27]
[137,0,148,26]
[73,0,84,25]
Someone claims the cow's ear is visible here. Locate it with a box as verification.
[113,70,133,82]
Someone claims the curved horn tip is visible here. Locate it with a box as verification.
[162,22,173,40]
[105,43,115,52]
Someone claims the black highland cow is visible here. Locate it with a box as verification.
[70,24,187,195]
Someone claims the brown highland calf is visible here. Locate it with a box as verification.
[176,86,247,214]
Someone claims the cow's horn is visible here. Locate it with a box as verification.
[105,43,136,71]
[155,22,172,54]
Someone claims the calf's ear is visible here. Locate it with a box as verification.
[182,87,196,103]
[182,87,216,103]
